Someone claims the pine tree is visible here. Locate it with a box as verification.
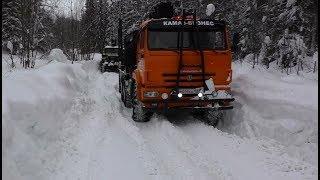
[2,0,55,68]
[80,0,97,55]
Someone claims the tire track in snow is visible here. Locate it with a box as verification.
[112,112,172,179]
[135,117,232,180]
[51,74,112,180]
[53,72,155,180]
[99,73,225,179]
[60,70,316,180]
[100,72,316,180]
[97,72,172,179]
[118,117,217,179]
[178,122,317,180]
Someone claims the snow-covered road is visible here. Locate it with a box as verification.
[50,65,317,180]
[2,56,318,180]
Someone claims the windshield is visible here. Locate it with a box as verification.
[104,48,118,55]
[148,30,226,50]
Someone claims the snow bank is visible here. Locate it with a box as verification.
[92,53,102,61]
[81,53,101,74]
[2,61,88,179]
[2,51,50,76]
[48,48,70,63]
[223,61,318,165]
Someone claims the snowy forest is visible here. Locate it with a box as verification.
[2,0,318,71]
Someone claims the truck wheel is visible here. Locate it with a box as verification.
[120,81,125,103]
[122,80,132,108]
[122,79,133,108]
[118,74,122,93]
[120,79,130,107]
[192,109,224,127]
[132,81,153,122]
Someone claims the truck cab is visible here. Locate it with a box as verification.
[119,13,235,125]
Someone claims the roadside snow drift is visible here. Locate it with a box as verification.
[2,62,88,180]
[2,55,318,180]
[225,61,318,166]
[2,51,51,77]
[48,48,70,63]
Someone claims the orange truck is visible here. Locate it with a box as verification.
[119,10,236,126]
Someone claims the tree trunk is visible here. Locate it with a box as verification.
[310,2,318,53]
[10,53,15,68]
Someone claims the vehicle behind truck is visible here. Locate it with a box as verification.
[119,10,235,126]
[99,45,120,72]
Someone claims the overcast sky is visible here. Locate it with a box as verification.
[49,0,85,18]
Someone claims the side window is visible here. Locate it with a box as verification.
[140,31,145,49]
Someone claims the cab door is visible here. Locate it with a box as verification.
[137,30,145,64]
[135,30,147,84]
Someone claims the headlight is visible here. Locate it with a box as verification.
[144,91,159,98]
[198,92,203,97]
[177,93,183,98]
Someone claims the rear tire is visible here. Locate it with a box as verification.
[192,109,224,127]
[118,73,122,93]
[124,79,133,108]
[120,81,125,103]
[132,81,153,122]
[120,78,132,108]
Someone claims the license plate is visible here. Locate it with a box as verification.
[179,87,203,94]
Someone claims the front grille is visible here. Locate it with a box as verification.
[162,73,215,87]
[163,73,214,81]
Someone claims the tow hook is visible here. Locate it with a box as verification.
[213,102,220,110]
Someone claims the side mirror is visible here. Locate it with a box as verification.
[231,32,240,52]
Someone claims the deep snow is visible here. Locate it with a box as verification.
[47,49,70,63]
[2,51,318,180]
[224,61,318,166]
[2,51,55,79]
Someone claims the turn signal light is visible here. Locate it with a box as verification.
[144,91,159,98]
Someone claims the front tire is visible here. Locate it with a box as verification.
[120,78,133,108]
[132,81,153,122]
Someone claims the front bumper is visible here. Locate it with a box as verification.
[141,93,235,111]
[140,78,234,111]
